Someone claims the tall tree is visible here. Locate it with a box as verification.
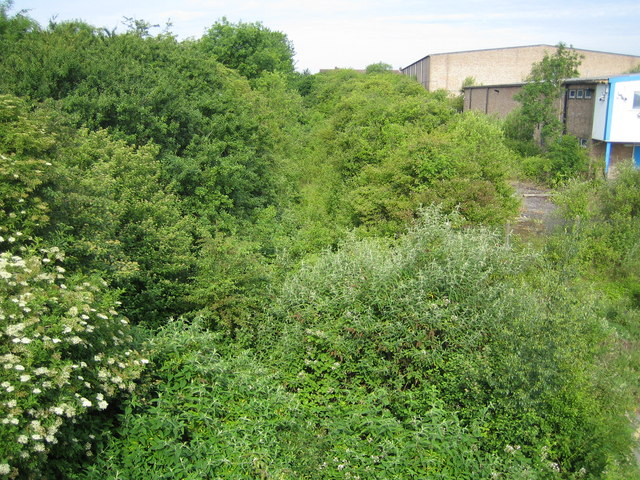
[515,43,582,147]
[199,18,295,81]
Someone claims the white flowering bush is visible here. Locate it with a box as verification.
[0,95,55,248]
[0,242,147,479]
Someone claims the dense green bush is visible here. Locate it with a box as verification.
[256,208,635,478]
[78,321,537,480]
[502,108,540,157]
[42,128,202,326]
[188,232,272,335]
[1,92,146,478]
[0,16,283,225]
[345,111,519,234]
[0,95,55,246]
[545,135,591,183]
[550,162,640,297]
[408,112,519,225]
[314,70,454,178]
[199,17,296,81]
[76,321,320,479]
[0,94,203,325]
[519,135,591,186]
[286,71,518,238]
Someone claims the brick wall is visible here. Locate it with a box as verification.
[564,84,597,139]
[465,85,523,118]
[403,45,640,93]
[429,46,553,91]
[591,142,636,174]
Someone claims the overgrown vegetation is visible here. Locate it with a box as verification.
[504,44,595,186]
[0,2,639,478]
[513,43,582,148]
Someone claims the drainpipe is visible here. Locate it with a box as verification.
[485,88,489,114]
[562,86,569,134]
[603,82,615,176]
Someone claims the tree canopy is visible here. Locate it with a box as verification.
[199,17,296,80]
[514,43,582,146]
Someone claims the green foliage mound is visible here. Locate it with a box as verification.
[0,91,148,479]
[0,94,203,326]
[78,324,522,479]
[518,135,591,186]
[42,128,202,325]
[258,208,632,478]
[0,95,56,244]
[199,17,296,81]
[551,163,640,296]
[284,70,519,239]
[77,321,322,479]
[0,15,283,225]
[404,112,518,224]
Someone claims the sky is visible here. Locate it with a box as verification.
[12,0,640,73]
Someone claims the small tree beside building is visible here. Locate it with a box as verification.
[514,43,583,147]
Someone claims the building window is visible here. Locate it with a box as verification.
[584,89,592,99]
[634,92,640,109]
[579,138,589,147]
[576,89,584,99]
[568,89,576,98]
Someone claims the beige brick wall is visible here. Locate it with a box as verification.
[403,45,640,93]
[564,84,597,139]
[429,46,553,91]
[591,142,636,174]
[579,52,640,79]
[465,85,522,118]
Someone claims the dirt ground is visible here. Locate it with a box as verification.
[510,180,558,237]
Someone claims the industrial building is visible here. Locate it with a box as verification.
[463,74,640,174]
[401,45,640,93]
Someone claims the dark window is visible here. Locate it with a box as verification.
[568,89,576,98]
[577,89,584,99]
[584,89,592,99]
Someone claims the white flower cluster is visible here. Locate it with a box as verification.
[0,244,148,476]
[0,148,53,241]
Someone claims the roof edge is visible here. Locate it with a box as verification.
[463,73,640,90]
[401,44,555,70]
[401,44,640,71]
